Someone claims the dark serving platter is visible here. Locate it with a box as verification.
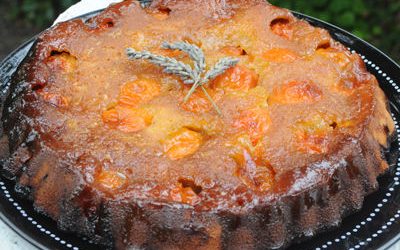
[1,7,400,250]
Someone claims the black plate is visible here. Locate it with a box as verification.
[1,9,400,250]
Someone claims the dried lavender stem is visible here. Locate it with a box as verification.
[200,85,222,115]
[126,42,239,115]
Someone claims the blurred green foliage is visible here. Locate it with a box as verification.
[7,0,400,61]
[7,0,79,27]
[269,0,400,62]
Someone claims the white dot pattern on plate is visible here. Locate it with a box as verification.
[315,50,400,249]
[0,180,80,249]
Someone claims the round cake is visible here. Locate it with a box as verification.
[0,0,395,249]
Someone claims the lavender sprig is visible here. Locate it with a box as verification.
[184,57,239,104]
[162,41,206,83]
[126,42,239,115]
[126,48,196,84]
[203,57,239,82]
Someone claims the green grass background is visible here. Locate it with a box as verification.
[6,0,400,62]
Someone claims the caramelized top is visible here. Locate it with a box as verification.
[13,0,390,211]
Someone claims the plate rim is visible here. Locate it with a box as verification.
[0,8,399,250]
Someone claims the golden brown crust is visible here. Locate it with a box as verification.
[0,0,394,249]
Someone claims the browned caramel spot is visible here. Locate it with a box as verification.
[40,92,69,108]
[220,45,247,56]
[100,18,115,28]
[178,178,203,194]
[96,170,127,190]
[170,182,200,205]
[316,41,331,50]
[86,17,117,32]
[233,149,274,192]
[150,7,172,20]
[270,17,293,39]
[46,51,77,72]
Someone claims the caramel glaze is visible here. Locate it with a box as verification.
[0,0,395,249]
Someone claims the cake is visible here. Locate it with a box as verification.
[0,0,395,249]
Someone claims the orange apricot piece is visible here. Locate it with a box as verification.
[102,106,152,133]
[180,87,221,113]
[163,128,202,160]
[262,48,299,63]
[117,107,152,133]
[316,47,351,69]
[118,78,160,107]
[296,133,329,154]
[293,114,335,154]
[102,108,120,128]
[212,65,258,92]
[268,81,322,105]
[233,108,271,145]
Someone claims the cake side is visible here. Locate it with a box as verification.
[0,0,395,249]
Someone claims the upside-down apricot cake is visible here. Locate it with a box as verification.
[0,0,395,249]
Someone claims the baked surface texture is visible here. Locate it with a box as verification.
[0,0,395,249]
